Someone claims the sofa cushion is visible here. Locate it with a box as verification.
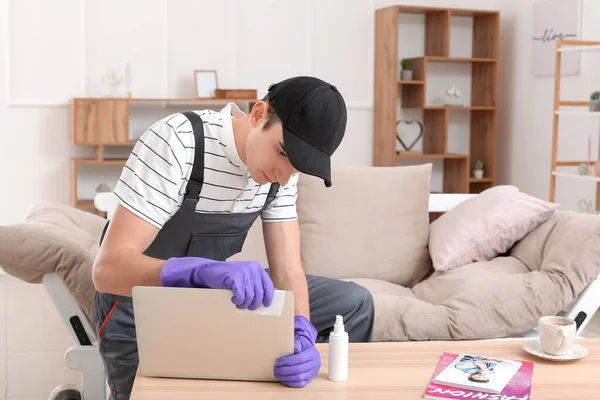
[428,185,559,272]
[0,202,106,322]
[296,164,432,287]
[411,257,534,339]
[347,278,447,341]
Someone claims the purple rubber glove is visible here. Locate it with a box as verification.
[160,257,274,310]
[274,315,321,388]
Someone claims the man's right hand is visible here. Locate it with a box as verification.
[160,257,275,310]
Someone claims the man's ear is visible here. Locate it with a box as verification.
[250,101,268,129]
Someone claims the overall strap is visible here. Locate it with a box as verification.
[265,182,280,207]
[181,111,205,210]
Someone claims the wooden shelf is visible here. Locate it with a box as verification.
[70,158,128,212]
[469,177,494,183]
[557,44,600,53]
[395,5,498,17]
[72,97,257,103]
[396,152,468,159]
[403,56,497,64]
[559,101,591,107]
[74,199,106,217]
[75,199,95,209]
[553,171,600,182]
[424,106,495,111]
[557,161,598,166]
[72,159,128,165]
[429,56,497,63]
[69,95,259,213]
[374,5,499,195]
[556,110,600,116]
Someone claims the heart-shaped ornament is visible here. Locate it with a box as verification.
[396,120,424,152]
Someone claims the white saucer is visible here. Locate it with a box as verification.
[522,340,588,362]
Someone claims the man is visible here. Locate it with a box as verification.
[92,76,375,399]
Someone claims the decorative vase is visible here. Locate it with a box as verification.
[124,62,132,98]
[473,170,484,179]
[96,183,110,193]
[101,83,121,98]
[589,100,600,112]
[578,163,589,175]
[401,70,413,81]
[100,69,122,98]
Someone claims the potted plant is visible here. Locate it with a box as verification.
[590,91,600,111]
[578,162,589,175]
[400,62,412,81]
[473,160,484,179]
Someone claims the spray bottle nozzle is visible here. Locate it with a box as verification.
[333,315,345,334]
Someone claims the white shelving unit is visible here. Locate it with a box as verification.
[552,41,600,334]
[557,44,600,53]
[555,110,600,116]
[550,39,600,211]
[552,171,600,182]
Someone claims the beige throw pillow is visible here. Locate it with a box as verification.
[296,164,432,287]
[428,185,560,272]
[0,202,106,322]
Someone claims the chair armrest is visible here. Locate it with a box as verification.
[42,272,97,345]
[65,346,107,400]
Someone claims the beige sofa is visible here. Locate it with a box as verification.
[1,164,599,343]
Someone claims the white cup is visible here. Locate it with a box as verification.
[538,316,576,356]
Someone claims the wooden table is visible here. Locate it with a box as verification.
[131,338,600,399]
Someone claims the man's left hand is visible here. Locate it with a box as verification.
[274,315,321,388]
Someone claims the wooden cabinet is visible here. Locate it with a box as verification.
[71,99,132,145]
[374,5,500,197]
[69,97,257,215]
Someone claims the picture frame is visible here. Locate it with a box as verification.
[194,70,218,99]
[531,0,582,77]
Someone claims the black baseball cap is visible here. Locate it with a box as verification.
[266,76,347,187]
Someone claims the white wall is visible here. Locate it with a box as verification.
[0,0,499,226]
[494,0,600,211]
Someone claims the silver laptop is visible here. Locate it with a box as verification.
[132,286,294,382]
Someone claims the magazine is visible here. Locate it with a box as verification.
[431,352,522,394]
[425,352,534,400]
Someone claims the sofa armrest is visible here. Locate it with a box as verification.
[564,273,600,334]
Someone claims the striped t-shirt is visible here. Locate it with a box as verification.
[113,103,299,229]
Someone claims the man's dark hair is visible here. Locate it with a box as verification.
[261,96,281,129]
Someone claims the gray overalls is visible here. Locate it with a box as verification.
[93,111,375,400]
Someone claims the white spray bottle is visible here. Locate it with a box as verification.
[328,314,348,381]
